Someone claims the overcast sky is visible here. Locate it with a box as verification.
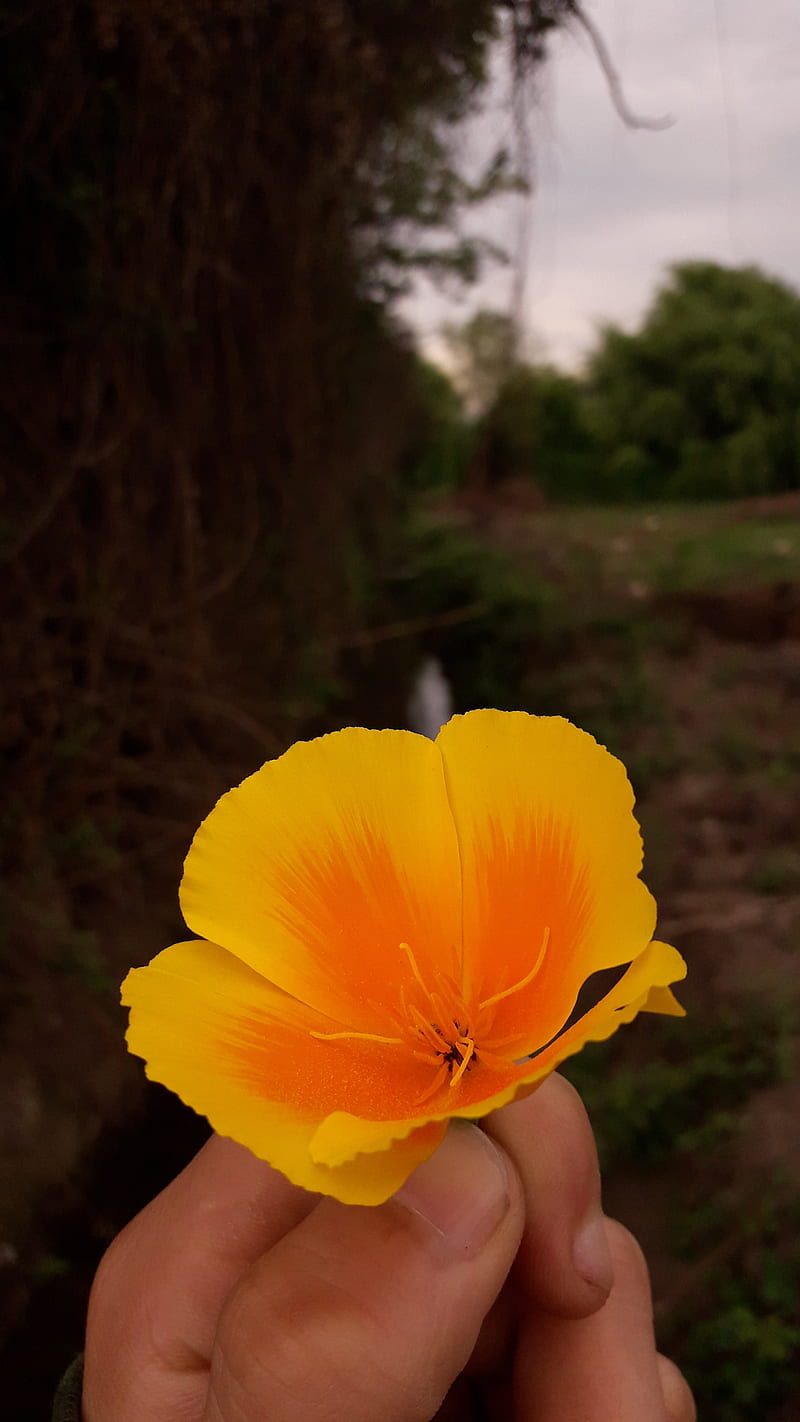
[401,0,800,371]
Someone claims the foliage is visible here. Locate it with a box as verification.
[480,362,598,496]
[567,998,800,1420]
[347,3,570,298]
[665,1190,800,1422]
[395,517,565,708]
[586,261,800,501]
[442,309,519,414]
[401,358,472,490]
[436,263,800,506]
[563,1000,794,1173]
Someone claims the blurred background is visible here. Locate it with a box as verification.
[2,2,799,1417]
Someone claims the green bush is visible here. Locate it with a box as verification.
[396,519,565,710]
[586,261,800,501]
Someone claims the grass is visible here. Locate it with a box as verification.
[504,501,800,595]
[657,522,799,592]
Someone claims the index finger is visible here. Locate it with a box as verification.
[484,1073,613,1318]
[84,1134,315,1420]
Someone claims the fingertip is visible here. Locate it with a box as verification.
[485,1073,611,1317]
[395,1123,520,1256]
[657,1354,697,1422]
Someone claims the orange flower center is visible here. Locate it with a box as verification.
[311,928,550,1106]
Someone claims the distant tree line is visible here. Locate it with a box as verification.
[420,262,800,502]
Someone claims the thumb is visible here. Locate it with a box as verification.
[203,1123,523,1422]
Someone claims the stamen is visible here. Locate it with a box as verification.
[409,1003,452,1053]
[479,926,550,1012]
[410,1047,439,1065]
[426,1025,454,1054]
[432,967,466,1011]
[472,1044,517,1071]
[449,1037,475,1088]
[310,1029,404,1046]
[414,1060,450,1105]
[400,940,429,996]
[408,1004,429,1031]
[480,1032,525,1052]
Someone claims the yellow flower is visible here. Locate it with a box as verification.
[122,710,685,1205]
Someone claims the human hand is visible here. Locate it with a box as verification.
[82,1074,694,1421]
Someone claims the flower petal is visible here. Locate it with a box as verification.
[179,728,462,1028]
[324,1121,447,1204]
[639,983,686,1017]
[310,1069,523,1167]
[513,938,687,1082]
[310,1111,444,1168]
[436,711,657,1053]
[121,939,448,1201]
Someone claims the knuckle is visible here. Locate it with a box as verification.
[88,1219,138,1316]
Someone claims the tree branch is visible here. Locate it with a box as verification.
[568,0,674,132]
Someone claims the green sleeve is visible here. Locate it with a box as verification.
[51,1355,83,1422]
